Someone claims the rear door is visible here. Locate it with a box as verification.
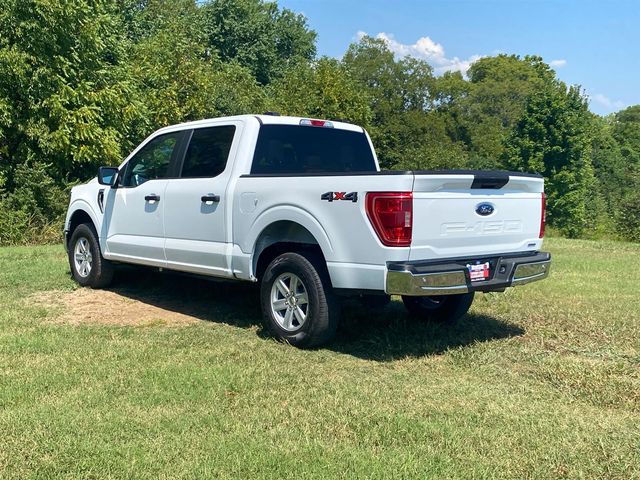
[103,131,185,265]
[163,122,241,276]
[409,171,545,261]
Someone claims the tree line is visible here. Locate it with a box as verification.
[0,0,638,245]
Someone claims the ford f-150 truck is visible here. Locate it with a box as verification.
[64,114,550,347]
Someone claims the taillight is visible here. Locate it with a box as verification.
[365,192,413,247]
[539,192,546,238]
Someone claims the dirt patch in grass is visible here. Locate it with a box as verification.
[32,288,200,327]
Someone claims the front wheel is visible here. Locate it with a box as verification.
[402,292,475,323]
[68,223,114,288]
[260,252,339,348]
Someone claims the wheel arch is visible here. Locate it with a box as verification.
[252,220,330,282]
[66,203,99,249]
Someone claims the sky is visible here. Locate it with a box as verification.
[277,0,639,116]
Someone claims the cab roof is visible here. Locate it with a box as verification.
[154,114,364,135]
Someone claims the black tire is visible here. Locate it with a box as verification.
[401,292,475,323]
[260,252,339,348]
[68,223,114,288]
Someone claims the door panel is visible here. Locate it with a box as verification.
[103,180,168,264]
[102,131,184,265]
[163,123,240,276]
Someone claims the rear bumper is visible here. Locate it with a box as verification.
[386,251,551,296]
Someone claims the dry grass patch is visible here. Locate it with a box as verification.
[31,288,200,327]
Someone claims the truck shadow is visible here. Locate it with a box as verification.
[106,267,263,329]
[332,299,524,361]
[108,268,524,361]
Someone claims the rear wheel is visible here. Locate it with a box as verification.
[260,252,339,348]
[68,223,114,288]
[402,292,474,323]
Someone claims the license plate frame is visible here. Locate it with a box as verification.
[466,261,491,282]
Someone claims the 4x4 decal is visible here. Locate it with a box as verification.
[321,191,358,203]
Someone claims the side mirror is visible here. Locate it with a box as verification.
[98,166,119,187]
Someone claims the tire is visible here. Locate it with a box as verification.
[260,252,339,348]
[68,223,114,288]
[401,292,475,323]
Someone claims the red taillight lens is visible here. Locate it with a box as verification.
[539,192,546,238]
[365,192,413,247]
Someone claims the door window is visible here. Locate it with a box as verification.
[181,126,236,178]
[121,132,180,187]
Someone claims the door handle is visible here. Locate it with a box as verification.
[97,189,105,213]
[201,194,220,204]
[145,194,160,202]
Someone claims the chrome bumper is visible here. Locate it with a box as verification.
[386,251,551,296]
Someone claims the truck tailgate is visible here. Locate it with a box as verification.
[409,172,544,261]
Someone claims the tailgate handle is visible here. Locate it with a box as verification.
[471,173,509,189]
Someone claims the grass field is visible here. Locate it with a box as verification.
[0,238,638,479]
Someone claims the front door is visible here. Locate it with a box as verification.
[102,131,184,266]
[163,123,240,276]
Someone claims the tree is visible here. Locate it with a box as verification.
[342,36,467,170]
[435,55,558,168]
[503,86,595,237]
[610,106,640,241]
[127,0,265,130]
[612,105,640,168]
[200,0,316,85]
[0,0,146,188]
[588,115,626,234]
[0,0,637,245]
[0,0,149,243]
[267,58,371,127]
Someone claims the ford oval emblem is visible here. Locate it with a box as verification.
[476,203,495,216]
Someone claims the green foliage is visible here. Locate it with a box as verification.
[200,0,316,84]
[503,86,595,237]
[0,0,146,180]
[609,106,640,241]
[0,0,637,244]
[0,161,66,245]
[615,191,640,242]
[438,55,561,168]
[267,57,371,127]
[613,105,640,165]
[127,0,265,129]
[0,0,146,246]
[343,36,469,170]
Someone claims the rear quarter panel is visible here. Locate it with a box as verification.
[232,174,414,289]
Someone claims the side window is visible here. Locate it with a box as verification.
[181,126,236,178]
[121,132,180,187]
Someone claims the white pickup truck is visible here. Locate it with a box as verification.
[64,114,550,347]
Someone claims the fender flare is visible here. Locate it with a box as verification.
[243,205,334,276]
[66,200,100,231]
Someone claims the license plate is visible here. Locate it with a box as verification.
[467,262,490,282]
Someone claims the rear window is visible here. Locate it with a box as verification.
[250,125,376,174]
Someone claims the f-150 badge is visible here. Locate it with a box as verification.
[321,192,358,203]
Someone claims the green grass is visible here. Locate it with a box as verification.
[0,238,638,479]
